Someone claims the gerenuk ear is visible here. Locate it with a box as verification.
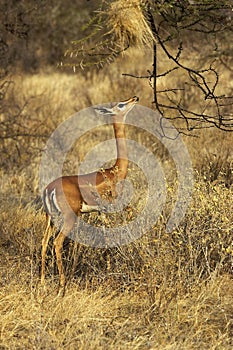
[94,106,114,115]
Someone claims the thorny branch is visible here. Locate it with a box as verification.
[125,1,233,132]
[64,1,233,132]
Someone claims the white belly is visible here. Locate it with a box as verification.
[80,203,100,213]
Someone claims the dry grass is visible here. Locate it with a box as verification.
[0,49,233,349]
[0,275,232,349]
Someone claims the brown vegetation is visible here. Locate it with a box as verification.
[0,1,233,346]
[0,45,232,349]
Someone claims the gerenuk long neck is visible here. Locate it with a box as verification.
[113,117,128,180]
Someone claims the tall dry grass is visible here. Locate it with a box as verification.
[0,48,232,349]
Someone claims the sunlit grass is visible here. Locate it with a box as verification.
[0,50,232,349]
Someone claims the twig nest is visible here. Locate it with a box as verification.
[105,0,154,47]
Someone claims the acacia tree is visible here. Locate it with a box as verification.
[64,0,233,132]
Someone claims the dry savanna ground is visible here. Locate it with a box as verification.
[0,48,233,349]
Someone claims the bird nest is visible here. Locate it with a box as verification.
[105,0,154,48]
